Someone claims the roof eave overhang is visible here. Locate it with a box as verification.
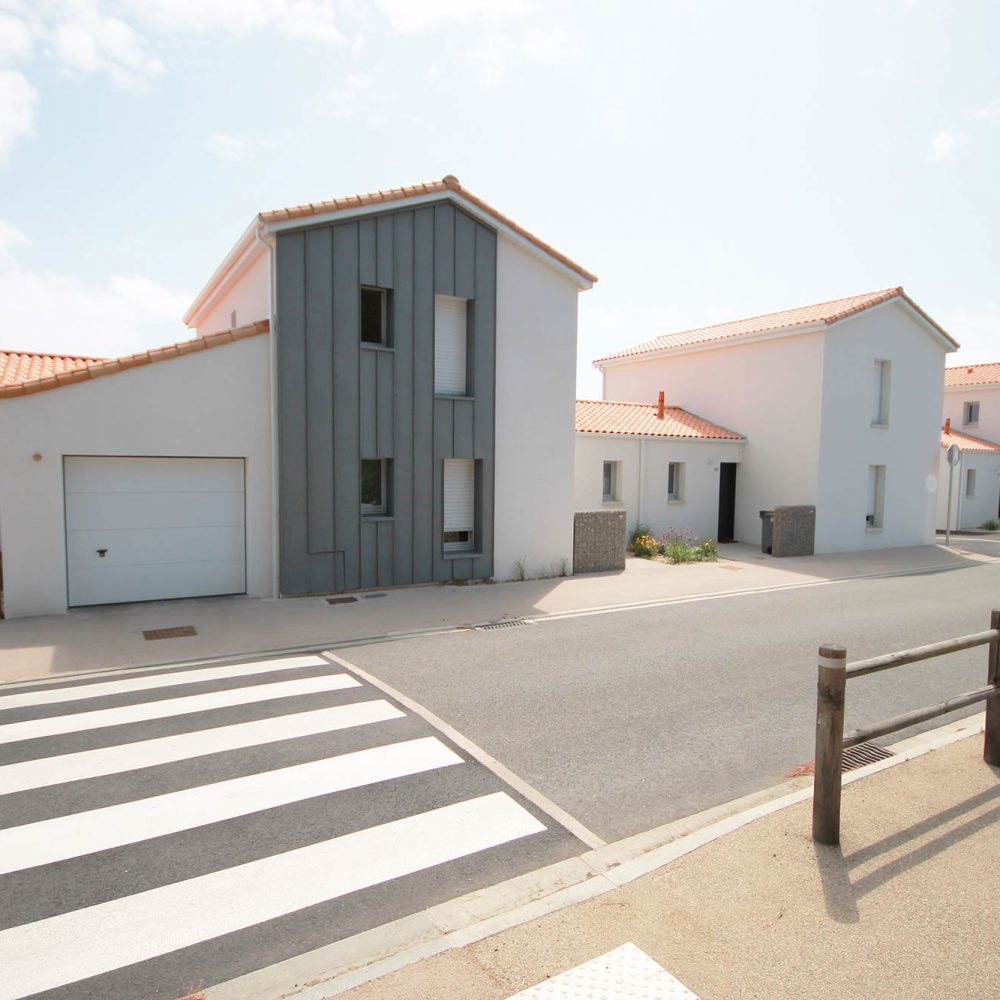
[182,217,264,327]
[944,382,999,392]
[575,429,746,443]
[826,294,960,352]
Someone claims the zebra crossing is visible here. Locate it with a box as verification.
[0,652,582,1000]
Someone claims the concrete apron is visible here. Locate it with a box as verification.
[203,712,987,1000]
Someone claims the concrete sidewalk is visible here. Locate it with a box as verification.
[2,541,998,684]
[335,722,999,1000]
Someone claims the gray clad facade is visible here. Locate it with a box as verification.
[276,201,497,594]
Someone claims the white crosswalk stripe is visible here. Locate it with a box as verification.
[0,654,554,1000]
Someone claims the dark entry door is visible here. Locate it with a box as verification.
[718,463,737,543]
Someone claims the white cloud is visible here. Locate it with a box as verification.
[971,99,1000,122]
[207,132,250,160]
[373,0,531,33]
[0,12,35,61]
[321,71,382,121]
[928,128,969,162]
[0,69,36,162]
[0,265,192,357]
[0,217,28,264]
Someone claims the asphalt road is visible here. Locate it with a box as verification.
[341,557,1000,843]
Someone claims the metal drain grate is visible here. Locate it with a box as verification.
[363,593,387,599]
[326,596,359,605]
[842,741,894,772]
[475,618,534,631]
[143,625,197,641]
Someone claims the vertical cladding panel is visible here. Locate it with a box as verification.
[360,348,378,458]
[472,224,497,579]
[453,398,474,458]
[359,219,377,287]
[377,350,394,457]
[305,228,335,558]
[376,215,394,289]
[412,207,435,582]
[454,211,476,300]
[451,558,473,580]
[276,232,309,594]
[360,519,377,588]
[332,222,362,590]
[433,397,455,581]
[433,204,455,296]
[376,520,394,586]
[392,211,415,584]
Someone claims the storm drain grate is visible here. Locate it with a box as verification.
[363,593,387,599]
[475,618,534,631]
[326,596,359,606]
[143,625,197,641]
[842,741,895,772]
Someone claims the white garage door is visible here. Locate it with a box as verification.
[65,456,246,607]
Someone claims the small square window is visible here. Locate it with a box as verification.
[361,458,389,515]
[668,462,685,501]
[361,287,390,345]
[964,401,980,426]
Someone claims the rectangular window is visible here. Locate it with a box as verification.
[361,458,389,515]
[964,401,980,426]
[867,465,886,530]
[443,458,475,552]
[967,468,977,498]
[602,461,618,502]
[361,287,390,345]
[434,295,469,395]
[668,462,685,501]
[872,360,891,425]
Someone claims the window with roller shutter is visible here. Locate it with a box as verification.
[443,458,475,552]
[434,295,468,396]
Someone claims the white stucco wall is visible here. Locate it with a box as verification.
[494,235,581,580]
[574,434,744,542]
[937,448,1000,530]
[815,303,947,551]
[601,332,825,547]
[943,385,1000,445]
[195,250,270,337]
[0,336,274,618]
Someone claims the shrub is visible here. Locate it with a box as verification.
[657,530,718,564]
[631,533,660,558]
[694,539,718,561]
[628,522,653,550]
[982,519,1000,531]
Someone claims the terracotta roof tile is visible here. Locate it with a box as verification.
[945,362,1000,388]
[0,349,105,387]
[595,287,957,364]
[260,174,597,285]
[575,399,744,440]
[941,428,1000,453]
[0,320,269,399]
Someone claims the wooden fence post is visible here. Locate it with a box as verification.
[812,645,847,845]
[985,609,1000,767]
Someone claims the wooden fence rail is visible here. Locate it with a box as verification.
[812,609,1000,845]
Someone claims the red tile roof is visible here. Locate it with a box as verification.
[575,399,744,440]
[945,362,1000,388]
[0,321,269,399]
[260,174,597,285]
[941,428,1000,453]
[595,287,957,364]
[0,349,106,388]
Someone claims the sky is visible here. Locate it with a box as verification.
[0,0,997,397]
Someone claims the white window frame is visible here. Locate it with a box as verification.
[434,294,469,396]
[964,400,981,427]
[360,286,390,346]
[361,458,389,516]
[966,468,977,498]
[872,359,891,427]
[867,465,886,531]
[602,461,619,502]
[667,462,685,502]
[443,458,475,554]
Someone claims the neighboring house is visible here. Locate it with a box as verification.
[0,176,595,618]
[943,362,1000,443]
[594,287,958,553]
[937,423,1000,530]
[574,396,745,543]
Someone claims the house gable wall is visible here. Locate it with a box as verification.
[944,384,1000,445]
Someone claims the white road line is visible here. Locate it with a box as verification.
[0,656,330,711]
[0,792,545,1000]
[0,674,361,746]
[325,652,608,850]
[0,737,462,874]
[0,700,404,795]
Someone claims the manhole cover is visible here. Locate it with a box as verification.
[475,618,534,631]
[143,626,197,641]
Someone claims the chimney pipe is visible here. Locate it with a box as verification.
[944,417,951,435]
[657,391,665,419]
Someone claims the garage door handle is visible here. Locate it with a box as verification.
[97,549,108,558]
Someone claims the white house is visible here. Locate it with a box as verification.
[943,362,1000,445]
[594,287,958,554]
[937,424,1000,530]
[0,176,596,618]
[574,396,745,543]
